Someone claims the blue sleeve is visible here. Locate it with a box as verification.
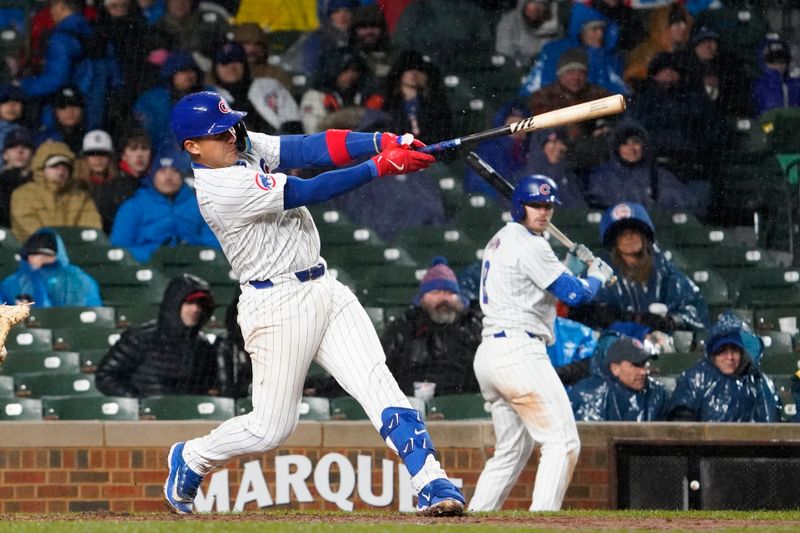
[547,272,602,306]
[283,161,379,209]
[20,32,76,97]
[278,132,382,169]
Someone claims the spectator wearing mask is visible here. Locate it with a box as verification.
[382,256,483,397]
[569,334,668,421]
[10,140,101,242]
[110,157,220,262]
[0,228,102,307]
[0,128,34,228]
[668,311,781,422]
[495,0,561,69]
[753,35,800,116]
[95,273,219,398]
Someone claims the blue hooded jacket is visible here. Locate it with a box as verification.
[519,3,628,97]
[752,37,800,116]
[667,311,781,422]
[569,332,668,421]
[0,228,102,307]
[109,168,220,263]
[547,316,597,368]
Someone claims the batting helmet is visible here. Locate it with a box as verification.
[169,91,247,147]
[510,174,561,222]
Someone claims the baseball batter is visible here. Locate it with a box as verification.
[163,91,465,516]
[469,175,613,512]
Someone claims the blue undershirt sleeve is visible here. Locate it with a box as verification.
[547,272,602,306]
[283,160,379,209]
[278,132,381,169]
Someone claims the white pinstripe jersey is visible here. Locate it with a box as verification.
[192,131,321,283]
[479,222,567,344]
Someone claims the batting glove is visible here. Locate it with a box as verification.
[587,257,614,286]
[573,243,595,263]
[380,132,426,151]
[371,146,435,177]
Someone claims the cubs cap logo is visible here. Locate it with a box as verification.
[539,183,551,196]
[218,99,230,114]
[612,203,633,221]
[255,172,276,191]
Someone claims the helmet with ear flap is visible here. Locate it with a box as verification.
[232,121,251,152]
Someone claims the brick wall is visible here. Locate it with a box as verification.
[0,421,796,513]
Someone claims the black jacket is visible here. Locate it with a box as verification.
[381,305,482,396]
[95,273,218,397]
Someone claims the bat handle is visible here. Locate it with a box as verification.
[418,139,461,154]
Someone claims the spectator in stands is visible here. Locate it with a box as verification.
[0,128,34,228]
[110,157,220,262]
[351,5,397,81]
[529,47,612,175]
[210,41,302,135]
[519,3,627,97]
[585,119,699,213]
[231,23,292,88]
[570,202,708,334]
[629,51,726,178]
[300,48,380,133]
[526,128,586,208]
[668,310,781,422]
[137,0,165,25]
[284,0,355,77]
[547,315,598,385]
[495,0,561,69]
[35,86,87,154]
[133,51,207,172]
[72,129,125,234]
[0,228,102,307]
[792,372,800,423]
[382,257,483,397]
[118,128,152,182]
[10,141,101,242]
[154,0,230,70]
[586,0,645,53]
[214,287,252,400]
[0,85,26,154]
[569,334,668,421]
[682,26,752,118]
[95,273,219,398]
[753,35,800,116]
[380,50,452,145]
[623,2,692,90]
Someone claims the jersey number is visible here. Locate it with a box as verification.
[481,260,490,304]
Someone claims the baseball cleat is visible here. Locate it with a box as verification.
[416,478,466,517]
[164,442,203,514]
[0,303,32,365]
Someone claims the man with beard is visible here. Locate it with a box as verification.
[382,256,483,397]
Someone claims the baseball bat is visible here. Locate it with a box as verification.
[420,94,626,154]
[465,151,616,285]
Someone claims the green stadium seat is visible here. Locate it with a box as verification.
[114,304,159,327]
[307,361,329,379]
[435,173,471,219]
[0,398,42,420]
[68,244,138,267]
[26,306,116,329]
[0,351,81,376]
[753,307,800,333]
[298,396,330,421]
[759,331,794,356]
[14,372,100,398]
[734,268,800,309]
[4,327,52,354]
[649,209,705,231]
[140,395,235,420]
[323,244,417,269]
[42,396,139,421]
[51,326,122,352]
[47,226,108,246]
[444,77,489,137]
[760,352,800,375]
[427,393,489,420]
[0,375,14,397]
[0,227,20,249]
[78,349,108,373]
[326,266,357,293]
[235,396,252,415]
[150,245,229,268]
[330,396,367,420]
[358,285,417,308]
[771,374,797,422]
[690,269,732,315]
[649,352,703,376]
[655,375,678,395]
[409,242,482,270]
[677,246,771,273]
[87,265,169,306]
[658,225,734,249]
[451,194,506,244]
[384,306,410,328]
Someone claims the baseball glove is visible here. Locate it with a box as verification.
[0,303,32,364]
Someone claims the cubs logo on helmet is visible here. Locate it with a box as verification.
[539,183,551,196]
[170,91,248,145]
[510,174,561,222]
[218,99,230,114]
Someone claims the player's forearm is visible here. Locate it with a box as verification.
[278,130,382,169]
[283,161,376,209]
[547,273,602,306]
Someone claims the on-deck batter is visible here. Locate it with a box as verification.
[162,91,465,516]
[469,175,613,512]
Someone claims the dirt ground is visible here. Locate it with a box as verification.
[0,510,797,530]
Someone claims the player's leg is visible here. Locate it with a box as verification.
[313,277,465,515]
[468,397,534,511]
[165,282,328,513]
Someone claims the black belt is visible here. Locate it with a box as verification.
[249,263,326,289]
[493,331,544,342]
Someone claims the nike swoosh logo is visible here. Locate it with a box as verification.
[414,428,426,435]
[387,159,405,172]
[420,493,430,502]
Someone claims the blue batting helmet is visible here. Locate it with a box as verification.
[169,91,247,146]
[510,174,561,222]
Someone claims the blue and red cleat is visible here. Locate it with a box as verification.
[417,478,466,516]
[163,442,204,514]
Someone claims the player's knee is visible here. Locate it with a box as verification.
[245,414,299,451]
[379,407,435,477]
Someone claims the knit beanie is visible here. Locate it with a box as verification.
[413,256,460,305]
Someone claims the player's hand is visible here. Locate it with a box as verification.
[381,132,425,151]
[587,257,614,286]
[572,243,595,263]
[371,146,435,176]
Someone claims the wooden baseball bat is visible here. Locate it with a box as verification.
[420,94,626,154]
[465,151,617,285]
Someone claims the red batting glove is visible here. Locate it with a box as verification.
[371,146,436,176]
[380,132,426,151]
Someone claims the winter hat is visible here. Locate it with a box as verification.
[557,48,588,77]
[232,23,267,47]
[691,26,720,47]
[82,130,114,154]
[3,127,33,151]
[53,86,84,108]
[160,51,200,81]
[413,256,461,305]
[352,5,385,29]
[216,41,246,65]
[21,231,57,258]
[0,84,24,104]
[707,332,745,356]
[647,52,683,78]
[44,154,73,168]
[184,289,215,309]
[326,0,356,16]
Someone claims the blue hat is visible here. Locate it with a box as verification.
[215,41,246,65]
[4,127,33,150]
[707,332,746,357]
[0,84,24,104]
[327,0,356,16]
[599,202,655,248]
[160,51,200,81]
